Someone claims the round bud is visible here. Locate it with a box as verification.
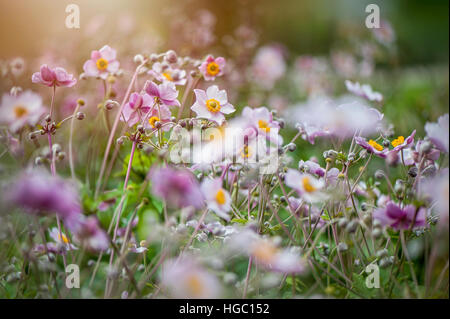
[337,242,348,252]
[287,143,296,152]
[35,157,43,165]
[408,166,418,178]
[372,228,382,239]
[77,98,85,106]
[155,121,162,129]
[190,70,199,78]
[45,114,51,123]
[165,50,178,64]
[117,136,125,145]
[419,141,433,154]
[76,112,85,120]
[52,144,61,153]
[137,125,145,133]
[57,152,66,161]
[382,140,390,147]
[374,169,384,180]
[29,132,37,140]
[105,99,119,110]
[134,54,145,64]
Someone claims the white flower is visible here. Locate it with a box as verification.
[345,80,383,102]
[0,91,46,132]
[285,169,326,203]
[201,178,231,221]
[191,85,235,124]
[49,228,78,251]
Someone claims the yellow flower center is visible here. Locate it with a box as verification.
[206,62,220,76]
[13,105,28,118]
[58,233,70,244]
[240,145,252,158]
[302,177,316,193]
[215,189,226,205]
[148,116,160,128]
[162,72,173,81]
[252,241,278,264]
[258,120,271,133]
[186,274,204,297]
[368,139,383,151]
[96,58,108,71]
[206,98,221,113]
[391,136,405,148]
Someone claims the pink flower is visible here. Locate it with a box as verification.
[191,85,235,124]
[251,45,286,89]
[425,113,449,153]
[83,45,120,80]
[149,62,187,86]
[32,64,77,87]
[390,130,416,152]
[5,169,82,227]
[122,92,154,127]
[345,80,383,102]
[0,91,46,132]
[355,136,389,158]
[144,80,180,107]
[199,55,226,81]
[143,104,172,132]
[150,166,204,209]
[161,256,222,298]
[241,106,280,138]
[373,202,426,230]
[70,216,109,252]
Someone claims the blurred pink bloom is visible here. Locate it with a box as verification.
[83,45,120,80]
[422,169,449,228]
[345,80,383,102]
[161,256,222,298]
[191,85,235,124]
[122,92,154,127]
[373,201,426,230]
[144,80,180,107]
[425,113,449,153]
[201,178,231,221]
[150,62,187,86]
[229,229,306,274]
[5,169,82,227]
[199,55,226,81]
[251,45,286,89]
[70,216,109,252]
[150,166,204,209]
[0,91,46,132]
[32,64,77,87]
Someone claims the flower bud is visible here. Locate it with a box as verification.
[337,242,348,252]
[345,220,359,233]
[419,141,433,155]
[76,112,85,120]
[77,98,85,106]
[134,54,145,64]
[165,50,178,64]
[287,143,296,152]
[105,99,119,110]
[408,166,418,178]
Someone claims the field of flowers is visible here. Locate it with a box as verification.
[0,1,448,299]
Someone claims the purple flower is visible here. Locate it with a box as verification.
[70,216,109,252]
[32,64,77,87]
[144,80,180,107]
[150,166,204,209]
[5,169,81,226]
[355,136,388,158]
[373,202,426,230]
